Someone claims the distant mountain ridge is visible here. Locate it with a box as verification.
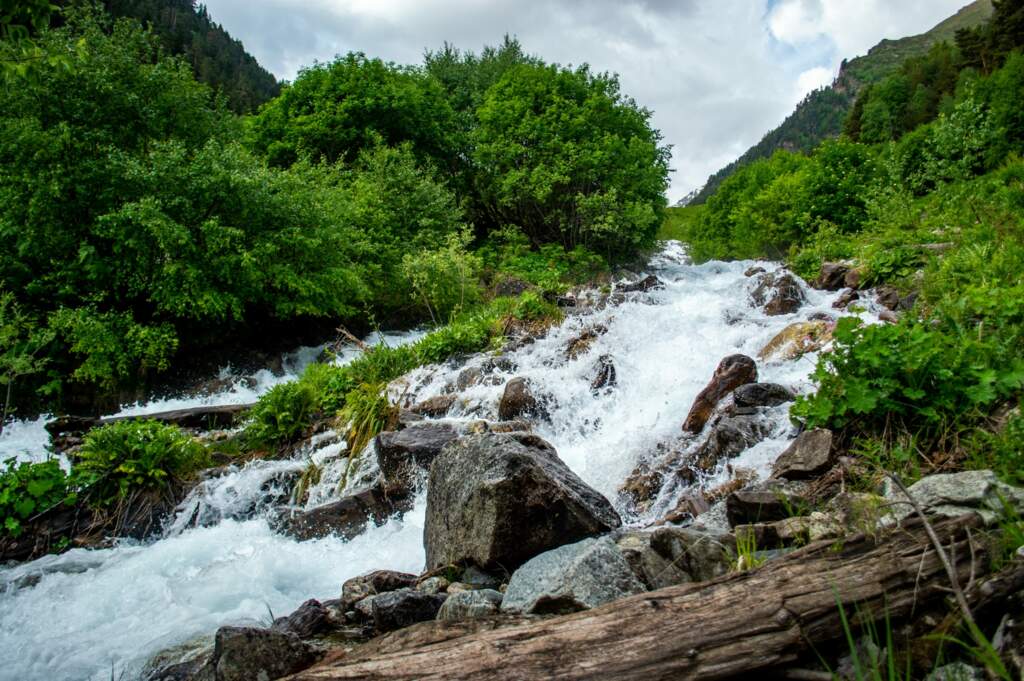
[688,0,993,205]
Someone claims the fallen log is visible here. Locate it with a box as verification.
[290,515,996,680]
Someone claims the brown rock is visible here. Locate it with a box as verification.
[274,486,412,542]
[876,286,901,311]
[772,429,834,480]
[814,262,851,291]
[758,321,833,362]
[844,267,864,289]
[682,355,757,434]
[832,289,860,310]
[498,378,539,421]
[589,355,616,391]
[751,272,806,316]
[409,395,456,418]
[617,275,663,293]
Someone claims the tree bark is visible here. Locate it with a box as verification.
[289,515,1000,681]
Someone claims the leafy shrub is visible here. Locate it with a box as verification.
[74,420,209,506]
[0,458,73,537]
[401,228,482,323]
[339,382,397,460]
[966,410,1024,486]
[245,380,322,447]
[478,226,607,294]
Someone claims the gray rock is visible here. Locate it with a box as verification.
[726,482,808,526]
[375,422,459,494]
[884,469,1024,525]
[771,428,834,480]
[649,527,732,582]
[341,570,418,611]
[614,531,692,590]
[274,485,412,541]
[590,354,616,391]
[498,377,539,420]
[408,394,456,417]
[501,536,644,615]
[425,432,621,570]
[732,382,795,409]
[617,274,663,293]
[416,576,450,595]
[436,589,504,621]
[461,565,502,590]
[141,636,214,681]
[213,626,321,681]
[371,588,447,632]
[926,662,985,681]
[696,414,775,469]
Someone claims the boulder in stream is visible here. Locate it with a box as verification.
[682,354,757,433]
[814,262,851,291]
[424,432,621,571]
[375,422,459,494]
[274,485,412,541]
[758,321,833,362]
[732,382,795,409]
[750,272,806,315]
[498,377,540,420]
[590,354,616,391]
[616,274,664,293]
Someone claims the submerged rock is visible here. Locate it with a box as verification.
[213,626,321,681]
[498,377,539,420]
[424,432,621,571]
[617,274,664,293]
[436,589,504,621]
[500,536,644,615]
[682,354,758,433]
[565,324,608,360]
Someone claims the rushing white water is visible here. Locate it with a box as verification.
[0,242,874,681]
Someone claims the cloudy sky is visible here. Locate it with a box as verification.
[203,0,970,202]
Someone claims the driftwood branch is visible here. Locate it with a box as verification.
[290,515,992,681]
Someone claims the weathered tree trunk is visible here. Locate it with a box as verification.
[290,515,1003,681]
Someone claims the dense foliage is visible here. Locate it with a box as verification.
[0,457,73,537]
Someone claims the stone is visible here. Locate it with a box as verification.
[744,266,766,277]
[213,626,321,681]
[682,354,758,433]
[844,267,864,289]
[884,469,1024,525]
[732,382,795,409]
[341,570,418,611]
[446,582,472,594]
[271,599,330,639]
[617,274,663,293]
[436,589,504,621]
[371,588,447,633]
[590,354,616,391]
[498,377,539,420]
[725,484,808,526]
[649,527,732,583]
[771,428,834,480]
[416,576,450,595]
[353,595,378,620]
[461,565,502,590]
[615,531,691,590]
[772,512,843,544]
[758,321,833,362]
[425,432,621,570]
[751,272,806,315]
[832,288,860,310]
[500,536,645,615]
[875,286,901,310]
[565,324,607,360]
[408,394,456,417]
[274,485,411,541]
[141,636,215,681]
[814,262,851,291]
[375,422,459,494]
[661,490,711,524]
[695,415,774,470]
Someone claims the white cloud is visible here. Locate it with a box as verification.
[204,0,974,201]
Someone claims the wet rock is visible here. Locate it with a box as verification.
[744,266,766,277]
[213,626,321,681]
[500,536,644,615]
[274,485,412,541]
[617,274,663,293]
[772,429,833,480]
[484,419,532,433]
[416,576,449,595]
[619,464,664,509]
[271,599,330,639]
[751,272,806,316]
[375,422,459,494]
[758,320,833,362]
[884,469,1024,525]
[695,415,774,470]
[371,588,447,633]
[141,636,214,681]
[682,354,758,433]
[590,354,616,391]
[814,262,851,291]
[732,382,795,409]
[832,288,860,310]
[725,483,809,526]
[341,570,419,611]
[661,489,712,524]
[408,394,456,417]
[844,267,864,289]
[101,404,254,432]
[437,589,504,621]
[425,432,621,571]
[565,324,608,360]
[650,526,732,582]
[498,377,539,421]
[875,286,901,310]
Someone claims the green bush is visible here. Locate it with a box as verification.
[0,458,73,537]
[401,228,482,323]
[74,420,209,506]
[478,226,607,293]
[244,380,323,448]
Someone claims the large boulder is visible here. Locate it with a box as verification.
[682,354,758,433]
[498,377,539,420]
[884,470,1024,525]
[500,536,644,615]
[375,422,459,494]
[341,570,418,611]
[408,394,456,417]
[274,485,411,541]
[424,432,621,570]
[751,272,806,315]
[371,589,447,633]
[758,321,833,362]
[694,415,775,472]
[436,589,504,621]
[771,428,834,480]
[213,626,321,681]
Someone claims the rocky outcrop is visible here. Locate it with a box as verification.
[682,354,757,433]
[275,486,412,541]
[758,320,833,361]
[771,428,833,480]
[751,272,806,315]
[424,432,621,571]
[375,422,459,494]
[498,378,539,420]
[500,536,644,615]
[437,589,504,621]
[213,626,321,681]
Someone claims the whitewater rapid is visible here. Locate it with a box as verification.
[0,242,862,681]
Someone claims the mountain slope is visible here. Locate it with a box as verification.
[688,0,992,205]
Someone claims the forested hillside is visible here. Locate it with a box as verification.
[98,0,280,112]
[689,0,993,204]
